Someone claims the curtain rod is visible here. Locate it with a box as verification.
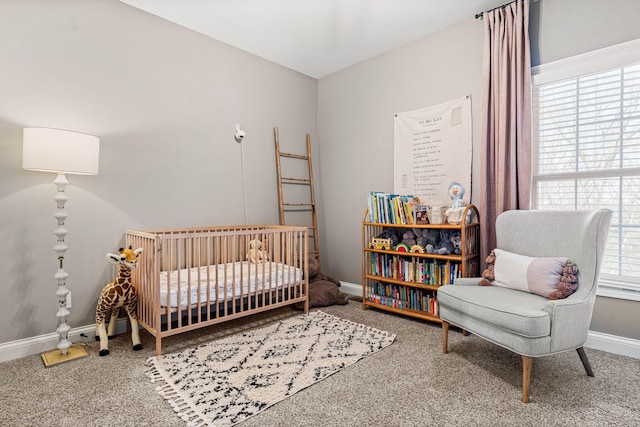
[475,0,537,19]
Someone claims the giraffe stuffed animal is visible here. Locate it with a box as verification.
[95,246,143,356]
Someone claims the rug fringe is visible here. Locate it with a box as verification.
[157,384,178,398]
[186,418,206,427]
[177,407,205,427]
[181,409,205,426]
[145,365,207,426]
[168,398,190,412]
[144,366,165,383]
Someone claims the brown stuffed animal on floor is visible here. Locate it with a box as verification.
[307,256,349,308]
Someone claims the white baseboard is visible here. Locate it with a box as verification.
[340,281,362,298]
[585,330,640,359]
[0,318,129,364]
[2,296,639,363]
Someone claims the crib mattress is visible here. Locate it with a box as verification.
[159,261,302,308]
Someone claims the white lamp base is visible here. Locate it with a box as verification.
[41,344,88,367]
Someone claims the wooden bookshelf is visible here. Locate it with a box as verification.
[362,204,480,323]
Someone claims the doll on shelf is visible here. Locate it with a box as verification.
[445,182,466,224]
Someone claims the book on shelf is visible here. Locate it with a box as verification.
[415,206,429,224]
[367,192,423,225]
[370,253,462,286]
[366,282,440,315]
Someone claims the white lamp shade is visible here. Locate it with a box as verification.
[23,128,100,175]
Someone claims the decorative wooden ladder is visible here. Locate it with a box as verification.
[274,127,320,270]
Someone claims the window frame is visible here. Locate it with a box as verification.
[531,39,640,301]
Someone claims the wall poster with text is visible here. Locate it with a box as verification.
[393,95,472,207]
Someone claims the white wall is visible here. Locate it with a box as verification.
[316,0,640,341]
[0,0,317,344]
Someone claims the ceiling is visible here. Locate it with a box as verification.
[119,0,508,79]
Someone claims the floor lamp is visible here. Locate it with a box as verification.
[23,127,100,367]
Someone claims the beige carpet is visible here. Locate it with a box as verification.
[1,300,639,426]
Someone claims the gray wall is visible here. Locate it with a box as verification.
[0,0,317,344]
[317,0,640,341]
[317,19,484,280]
[2,0,639,348]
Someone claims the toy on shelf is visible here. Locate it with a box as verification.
[369,237,393,250]
[415,228,439,249]
[410,244,425,253]
[426,230,462,255]
[369,228,400,250]
[451,231,463,254]
[394,243,410,252]
[401,229,417,246]
[445,182,467,224]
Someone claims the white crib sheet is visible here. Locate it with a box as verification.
[159,261,302,308]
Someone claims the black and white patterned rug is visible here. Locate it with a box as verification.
[145,311,396,427]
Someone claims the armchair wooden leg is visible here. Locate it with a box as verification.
[577,347,595,377]
[521,355,533,403]
[442,321,449,354]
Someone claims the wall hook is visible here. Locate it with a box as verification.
[235,124,246,142]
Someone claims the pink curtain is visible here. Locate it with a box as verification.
[480,0,532,265]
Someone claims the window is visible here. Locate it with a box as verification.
[531,40,640,301]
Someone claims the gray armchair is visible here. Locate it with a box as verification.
[438,209,612,403]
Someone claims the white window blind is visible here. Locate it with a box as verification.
[532,39,640,300]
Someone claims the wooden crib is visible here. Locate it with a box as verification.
[125,225,309,356]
